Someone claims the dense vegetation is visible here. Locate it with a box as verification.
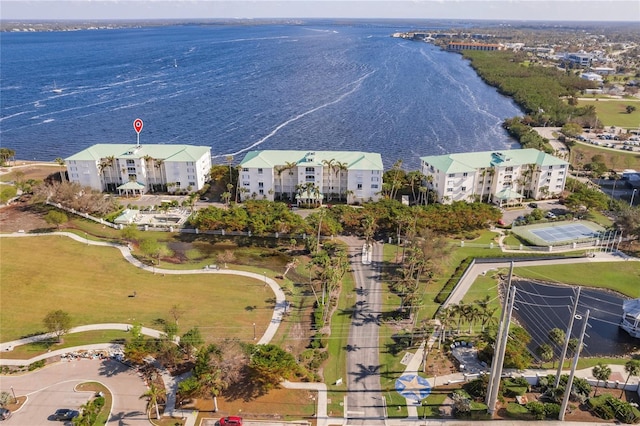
[462,50,598,127]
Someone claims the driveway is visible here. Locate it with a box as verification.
[0,358,148,425]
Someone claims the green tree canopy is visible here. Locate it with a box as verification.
[245,343,300,390]
[43,310,72,342]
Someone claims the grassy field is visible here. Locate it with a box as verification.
[514,261,640,298]
[570,141,640,171]
[578,99,640,129]
[0,236,275,343]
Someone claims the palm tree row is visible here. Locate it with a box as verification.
[435,297,499,346]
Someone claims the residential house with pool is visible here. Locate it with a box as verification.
[420,148,568,205]
[238,150,384,205]
[65,144,212,195]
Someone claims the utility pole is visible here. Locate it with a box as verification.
[559,309,590,421]
[487,263,516,415]
[555,286,581,389]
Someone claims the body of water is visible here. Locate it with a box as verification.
[511,280,638,357]
[0,21,522,169]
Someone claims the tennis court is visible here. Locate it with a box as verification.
[512,220,605,246]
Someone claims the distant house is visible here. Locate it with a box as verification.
[566,53,592,67]
[420,149,568,205]
[238,150,383,205]
[65,144,211,195]
[581,72,603,82]
[621,299,640,338]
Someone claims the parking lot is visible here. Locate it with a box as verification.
[0,358,147,425]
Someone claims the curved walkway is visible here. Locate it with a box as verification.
[0,231,287,426]
[0,231,286,346]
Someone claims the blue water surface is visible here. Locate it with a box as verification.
[0,22,522,168]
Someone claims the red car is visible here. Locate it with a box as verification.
[219,416,243,426]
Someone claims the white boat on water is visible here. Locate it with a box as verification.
[52,81,63,94]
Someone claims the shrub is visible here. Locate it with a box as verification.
[526,401,545,420]
[544,402,561,418]
[28,360,46,371]
[506,402,530,419]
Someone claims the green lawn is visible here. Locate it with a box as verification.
[0,330,130,359]
[514,261,640,298]
[579,99,640,129]
[0,236,275,343]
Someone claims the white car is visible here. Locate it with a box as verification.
[546,212,557,219]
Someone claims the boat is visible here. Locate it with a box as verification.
[52,81,63,94]
[174,59,178,68]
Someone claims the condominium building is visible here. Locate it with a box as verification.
[238,150,384,204]
[420,149,568,205]
[65,144,211,195]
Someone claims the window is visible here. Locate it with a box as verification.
[242,168,249,172]
[188,175,195,180]
[305,175,315,182]
[306,167,315,173]
[127,167,136,173]
[504,175,512,180]
[371,184,378,189]
[372,170,380,175]
[546,179,551,183]
[258,168,263,174]
[505,167,513,172]
[559,171,565,176]
[447,187,453,192]
[189,181,196,186]
[357,183,363,190]
[243,181,250,186]
[547,172,552,177]
[187,162,194,166]
[448,173,455,178]
[447,180,454,186]
[187,168,195,173]
[557,178,564,182]
[258,182,264,188]
[126,159,135,165]
[461,186,467,191]
[556,185,562,189]
[548,166,553,170]
[560,164,566,169]
[463,172,468,177]
[371,177,379,182]
[259,189,264,195]
[175,182,181,187]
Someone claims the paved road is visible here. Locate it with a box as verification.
[0,358,148,425]
[344,237,385,425]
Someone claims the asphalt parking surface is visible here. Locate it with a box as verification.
[0,358,148,425]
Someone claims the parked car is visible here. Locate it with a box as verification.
[528,202,538,208]
[0,408,11,420]
[219,417,243,426]
[53,409,79,421]
[546,212,557,219]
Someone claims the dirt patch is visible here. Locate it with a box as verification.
[0,201,51,233]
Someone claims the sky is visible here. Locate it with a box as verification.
[1,0,638,22]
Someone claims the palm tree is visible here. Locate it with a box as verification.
[621,359,640,397]
[592,362,612,396]
[54,157,66,182]
[140,382,166,420]
[548,327,565,368]
[335,161,348,201]
[322,158,336,200]
[424,175,434,206]
[274,165,287,200]
[536,344,554,367]
[142,155,155,192]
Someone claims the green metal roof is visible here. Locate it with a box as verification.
[239,150,383,171]
[421,149,567,174]
[65,144,211,162]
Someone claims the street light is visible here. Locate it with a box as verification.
[631,189,638,207]
[10,386,16,403]
[253,323,256,340]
